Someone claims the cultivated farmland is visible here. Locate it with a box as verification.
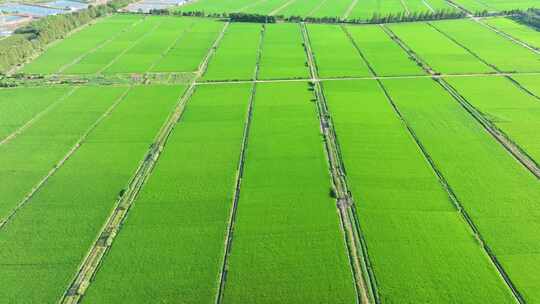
[3,5,540,304]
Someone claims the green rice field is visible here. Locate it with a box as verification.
[3,7,540,304]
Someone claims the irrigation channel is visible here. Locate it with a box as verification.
[301,21,378,304]
[59,22,230,304]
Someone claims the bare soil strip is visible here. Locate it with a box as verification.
[269,0,298,16]
[57,18,145,74]
[59,22,230,304]
[215,24,264,304]
[0,87,78,146]
[302,22,376,304]
[0,86,131,230]
[380,22,528,303]
[342,0,359,20]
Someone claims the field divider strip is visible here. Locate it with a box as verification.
[57,17,145,74]
[0,87,78,146]
[444,0,473,15]
[422,0,436,13]
[58,22,230,304]
[96,19,163,75]
[301,22,377,304]
[0,86,131,230]
[214,23,265,304]
[376,19,530,302]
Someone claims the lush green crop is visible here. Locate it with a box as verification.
[203,23,262,81]
[307,24,371,78]
[22,15,141,74]
[258,23,309,79]
[388,22,494,74]
[485,17,540,49]
[309,0,352,18]
[382,77,540,303]
[279,0,328,17]
[447,76,540,165]
[0,85,184,303]
[0,86,126,221]
[431,19,540,73]
[103,17,194,74]
[0,86,69,140]
[346,24,424,76]
[223,82,356,304]
[174,0,252,14]
[349,0,408,19]
[81,83,251,303]
[513,74,540,97]
[323,79,513,303]
[452,0,537,11]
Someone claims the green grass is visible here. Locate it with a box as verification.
[323,79,514,303]
[485,17,540,49]
[382,77,540,303]
[388,22,494,74]
[21,15,142,74]
[81,83,251,304]
[307,24,371,78]
[223,82,356,304]
[0,86,69,140]
[203,23,261,81]
[258,23,309,79]
[0,86,127,221]
[0,85,184,303]
[446,76,540,165]
[431,19,540,73]
[346,24,425,76]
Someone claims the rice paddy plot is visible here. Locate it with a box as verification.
[21,14,142,74]
[174,0,252,14]
[453,0,538,12]
[446,76,540,165]
[382,77,540,303]
[103,17,195,74]
[257,23,309,79]
[451,0,492,11]
[431,19,540,73]
[424,0,454,10]
[81,84,251,304]
[242,0,291,15]
[150,19,225,73]
[323,79,514,303]
[0,85,184,304]
[203,23,261,81]
[222,82,356,304]
[484,17,540,49]
[0,86,127,221]
[387,22,494,74]
[279,0,327,17]
[0,86,69,140]
[349,0,407,20]
[309,0,352,18]
[62,16,162,74]
[345,24,425,76]
[307,24,371,78]
[512,74,540,97]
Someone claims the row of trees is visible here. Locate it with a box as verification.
[149,8,468,24]
[513,8,540,28]
[0,0,133,73]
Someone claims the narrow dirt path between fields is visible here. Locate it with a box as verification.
[59,22,231,304]
[0,86,131,230]
[0,87,78,147]
[214,23,265,304]
[302,22,377,304]
[378,21,528,304]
